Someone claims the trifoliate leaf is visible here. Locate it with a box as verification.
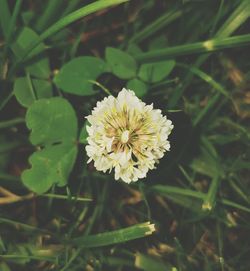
[26,97,77,145]
[14,77,52,107]
[127,78,147,98]
[22,143,77,194]
[105,47,137,79]
[22,97,78,194]
[138,60,175,83]
[54,56,107,96]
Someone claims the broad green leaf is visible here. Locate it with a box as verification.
[22,143,77,194]
[105,47,137,79]
[22,97,78,193]
[12,27,50,79]
[54,56,107,96]
[14,77,52,107]
[138,60,175,83]
[127,78,147,98]
[26,97,77,145]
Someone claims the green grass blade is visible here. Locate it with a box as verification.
[35,0,63,32]
[193,92,221,126]
[135,33,250,63]
[229,179,250,204]
[202,174,221,211]
[129,9,184,44]
[0,0,11,39]
[151,185,250,214]
[61,0,82,17]
[151,185,206,200]
[70,222,155,248]
[0,117,25,129]
[177,63,230,99]
[0,217,51,234]
[220,199,250,213]
[210,0,225,37]
[39,193,92,202]
[39,0,128,43]
[5,0,23,45]
[216,0,250,37]
[135,253,174,271]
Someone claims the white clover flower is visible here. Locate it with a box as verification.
[85,88,173,183]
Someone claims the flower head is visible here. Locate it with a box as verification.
[85,88,173,183]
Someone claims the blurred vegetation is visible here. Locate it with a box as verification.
[0,0,250,270]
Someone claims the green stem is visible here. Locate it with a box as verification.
[88,80,112,96]
[0,173,20,182]
[0,117,25,129]
[134,33,250,63]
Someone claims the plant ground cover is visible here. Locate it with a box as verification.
[0,0,250,270]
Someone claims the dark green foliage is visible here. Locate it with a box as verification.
[0,0,250,270]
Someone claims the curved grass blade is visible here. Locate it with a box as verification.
[13,0,129,67]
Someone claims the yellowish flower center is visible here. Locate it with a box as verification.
[121,130,130,143]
